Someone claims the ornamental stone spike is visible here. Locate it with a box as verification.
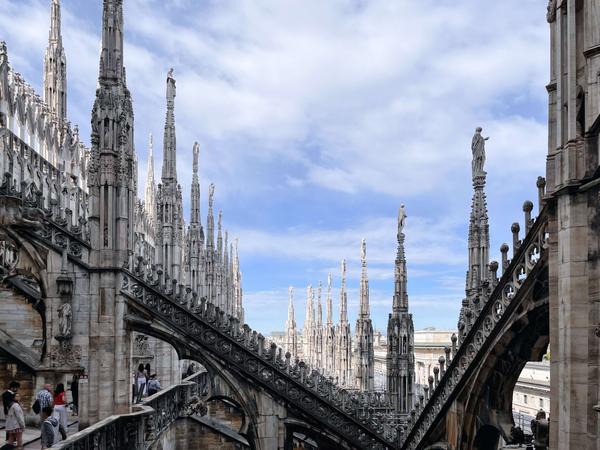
[144,133,156,226]
[356,238,374,391]
[387,203,415,413]
[44,0,67,119]
[326,273,333,326]
[285,286,298,357]
[459,126,491,344]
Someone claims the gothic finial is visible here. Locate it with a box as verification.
[99,0,125,82]
[148,133,153,156]
[50,0,62,42]
[218,210,222,231]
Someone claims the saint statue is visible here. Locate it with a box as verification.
[58,302,72,337]
[289,286,293,301]
[398,204,407,234]
[208,183,215,208]
[166,68,176,99]
[471,127,489,178]
[361,238,366,263]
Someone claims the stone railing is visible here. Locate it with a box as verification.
[399,204,549,450]
[120,269,399,449]
[0,127,90,247]
[52,371,207,450]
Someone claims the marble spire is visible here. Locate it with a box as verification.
[386,204,415,413]
[336,259,352,386]
[44,0,67,119]
[144,133,156,224]
[355,239,374,391]
[98,0,125,83]
[303,284,316,367]
[156,69,184,281]
[88,0,135,266]
[315,281,324,370]
[191,142,200,225]
[324,273,336,376]
[162,68,177,181]
[285,286,298,357]
[458,127,491,342]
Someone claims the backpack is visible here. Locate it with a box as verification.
[32,398,41,414]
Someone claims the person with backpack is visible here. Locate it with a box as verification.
[5,392,25,449]
[40,406,66,449]
[33,384,54,417]
[146,374,161,396]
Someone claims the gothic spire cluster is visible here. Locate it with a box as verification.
[31,0,246,320]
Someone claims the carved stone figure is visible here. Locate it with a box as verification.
[398,204,407,234]
[58,301,72,337]
[471,127,489,178]
[546,0,557,23]
[208,183,215,207]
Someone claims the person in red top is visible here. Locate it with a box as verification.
[53,383,68,434]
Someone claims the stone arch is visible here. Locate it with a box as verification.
[126,317,262,447]
[283,418,353,450]
[205,394,247,435]
[456,278,549,449]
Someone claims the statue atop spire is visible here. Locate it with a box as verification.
[355,238,374,391]
[471,126,489,179]
[459,127,491,343]
[387,203,415,411]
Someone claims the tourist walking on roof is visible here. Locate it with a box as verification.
[70,374,79,416]
[6,392,25,449]
[2,381,19,443]
[53,383,68,431]
[147,374,161,396]
[35,384,54,415]
[40,406,66,450]
[135,364,146,403]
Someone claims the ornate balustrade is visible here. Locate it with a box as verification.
[0,128,89,248]
[399,206,549,450]
[53,371,207,450]
[120,269,399,449]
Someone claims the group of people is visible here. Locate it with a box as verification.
[1,380,74,449]
[133,364,161,403]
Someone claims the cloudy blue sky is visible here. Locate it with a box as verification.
[2,0,549,334]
